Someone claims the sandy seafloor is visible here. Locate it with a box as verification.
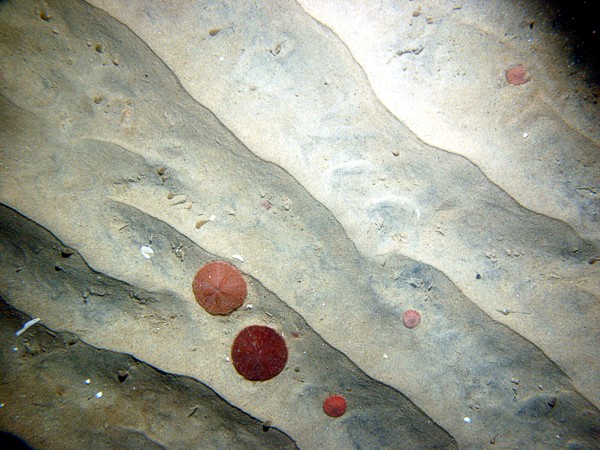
[1,0,599,448]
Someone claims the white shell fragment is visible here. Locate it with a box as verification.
[85,379,91,385]
[463,417,472,423]
[16,318,40,336]
[232,254,244,263]
[95,391,103,398]
[140,245,154,259]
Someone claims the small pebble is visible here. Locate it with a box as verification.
[40,10,53,21]
[61,248,75,257]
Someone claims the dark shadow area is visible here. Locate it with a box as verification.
[0,432,32,450]
[546,0,600,87]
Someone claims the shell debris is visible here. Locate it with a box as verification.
[140,246,154,259]
[16,318,40,336]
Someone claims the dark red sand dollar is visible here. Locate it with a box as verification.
[231,325,288,381]
[192,261,247,315]
[323,395,347,417]
[402,309,421,329]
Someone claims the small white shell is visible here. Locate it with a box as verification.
[95,391,103,398]
[232,254,244,263]
[140,246,154,259]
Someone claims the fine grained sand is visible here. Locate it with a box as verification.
[1,0,598,448]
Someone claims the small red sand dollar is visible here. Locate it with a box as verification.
[323,395,347,418]
[231,325,288,381]
[192,261,247,315]
[506,65,529,85]
[402,309,421,329]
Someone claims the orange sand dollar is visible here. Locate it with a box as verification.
[402,309,421,329]
[323,395,347,417]
[506,65,529,85]
[192,261,247,315]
